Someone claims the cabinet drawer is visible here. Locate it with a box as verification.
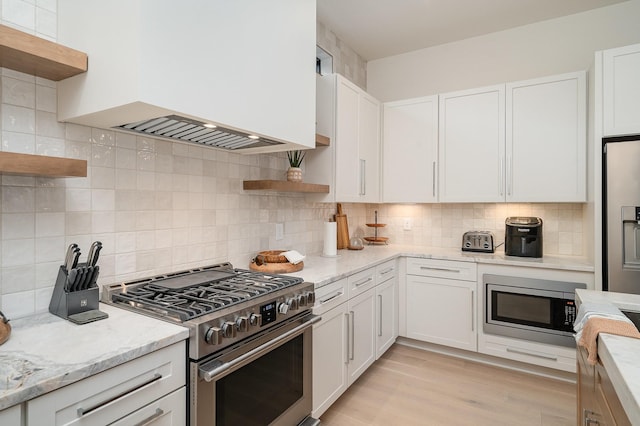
[27,341,186,426]
[375,259,397,284]
[406,258,477,281]
[348,268,376,298]
[110,387,186,426]
[313,278,348,315]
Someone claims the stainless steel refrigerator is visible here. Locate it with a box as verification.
[604,137,640,294]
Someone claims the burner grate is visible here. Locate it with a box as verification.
[110,268,304,321]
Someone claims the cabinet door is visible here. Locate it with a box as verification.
[110,387,186,426]
[603,43,640,137]
[382,96,438,203]
[406,275,476,351]
[334,76,361,202]
[506,72,586,202]
[0,405,21,426]
[439,85,505,202]
[376,277,397,358]
[358,92,381,203]
[311,302,348,418]
[347,287,376,385]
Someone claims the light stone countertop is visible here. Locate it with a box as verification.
[285,244,594,287]
[0,303,189,411]
[575,289,640,423]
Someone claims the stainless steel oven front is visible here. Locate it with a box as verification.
[483,274,586,347]
[191,311,320,426]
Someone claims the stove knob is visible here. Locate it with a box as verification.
[297,294,307,307]
[204,326,222,345]
[278,302,289,315]
[306,291,316,305]
[222,321,237,338]
[288,297,299,311]
[249,313,262,327]
[236,316,249,332]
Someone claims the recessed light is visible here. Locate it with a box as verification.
[203,123,217,128]
[248,135,259,139]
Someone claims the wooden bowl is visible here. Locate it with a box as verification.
[254,250,288,264]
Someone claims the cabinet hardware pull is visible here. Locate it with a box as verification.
[354,277,373,287]
[500,156,504,196]
[507,155,512,196]
[419,266,460,273]
[379,267,394,275]
[345,313,350,365]
[350,310,355,360]
[378,294,383,337]
[134,408,165,426]
[360,159,366,196]
[432,161,436,197]
[200,315,320,382]
[77,373,162,417]
[506,347,558,361]
[319,291,344,304]
[470,289,474,332]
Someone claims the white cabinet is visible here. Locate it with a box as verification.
[0,404,21,426]
[439,84,505,203]
[307,74,381,202]
[506,72,587,202]
[312,279,348,419]
[603,43,640,137]
[375,260,398,357]
[382,96,439,203]
[405,258,478,352]
[439,72,586,203]
[345,268,377,382]
[27,342,186,425]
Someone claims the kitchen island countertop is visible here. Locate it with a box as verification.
[286,244,594,288]
[0,303,188,411]
[575,289,640,424]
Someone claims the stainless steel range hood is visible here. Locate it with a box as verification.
[56,0,316,154]
[117,115,284,151]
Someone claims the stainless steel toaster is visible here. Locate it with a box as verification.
[462,231,495,253]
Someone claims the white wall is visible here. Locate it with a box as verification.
[367,0,640,101]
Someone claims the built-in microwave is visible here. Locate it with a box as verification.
[483,274,586,347]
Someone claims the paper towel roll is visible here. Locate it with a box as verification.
[323,221,337,256]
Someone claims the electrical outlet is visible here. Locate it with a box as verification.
[403,218,413,231]
[275,223,284,240]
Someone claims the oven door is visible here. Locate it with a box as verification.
[192,312,320,426]
[484,281,577,347]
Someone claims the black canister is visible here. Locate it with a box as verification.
[505,217,543,258]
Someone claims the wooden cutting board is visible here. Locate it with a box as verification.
[0,320,10,346]
[335,203,349,249]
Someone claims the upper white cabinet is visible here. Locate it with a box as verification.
[57,0,316,153]
[439,71,586,203]
[439,85,505,203]
[507,72,587,202]
[382,96,439,203]
[306,74,381,203]
[603,43,640,137]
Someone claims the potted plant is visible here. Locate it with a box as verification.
[286,150,305,182]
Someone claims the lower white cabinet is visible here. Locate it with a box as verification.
[312,261,397,418]
[27,341,186,426]
[0,404,22,426]
[405,258,478,352]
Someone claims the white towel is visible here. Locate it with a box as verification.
[283,250,305,265]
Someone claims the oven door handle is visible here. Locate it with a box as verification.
[199,314,321,382]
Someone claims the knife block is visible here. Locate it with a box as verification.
[49,265,106,324]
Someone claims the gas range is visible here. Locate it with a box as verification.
[102,262,315,360]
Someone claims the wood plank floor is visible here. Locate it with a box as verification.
[319,344,576,426]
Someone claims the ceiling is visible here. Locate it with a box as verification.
[317,0,629,61]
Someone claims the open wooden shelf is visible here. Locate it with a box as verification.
[0,24,88,81]
[0,152,87,177]
[315,133,330,147]
[243,180,329,193]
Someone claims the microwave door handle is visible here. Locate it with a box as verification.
[199,315,321,382]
